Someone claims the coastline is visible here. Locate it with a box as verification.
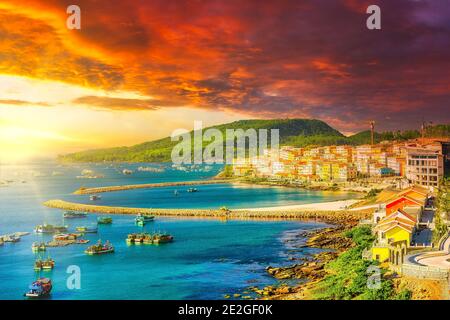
[258,224,356,300]
[249,213,360,300]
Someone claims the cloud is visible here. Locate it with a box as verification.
[72,95,183,111]
[0,0,448,132]
[0,99,50,107]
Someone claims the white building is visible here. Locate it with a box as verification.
[406,147,444,187]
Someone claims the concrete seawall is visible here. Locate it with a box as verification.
[73,179,234,195]
[43,199,372,223]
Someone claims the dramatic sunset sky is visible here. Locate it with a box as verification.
[0,0,449,160]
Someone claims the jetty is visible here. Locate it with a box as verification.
[73,179,234,195]
[43,200,373,223]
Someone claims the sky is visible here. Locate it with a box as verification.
[0,0,449,161]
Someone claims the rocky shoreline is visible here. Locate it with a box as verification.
[250,217,361,299]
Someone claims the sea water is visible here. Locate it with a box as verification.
[0,162,353,300]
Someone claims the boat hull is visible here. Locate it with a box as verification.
[85,248,114,255]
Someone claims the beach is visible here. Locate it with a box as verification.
[236,199,360,212]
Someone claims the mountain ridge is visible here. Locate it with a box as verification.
[59,119,450,163]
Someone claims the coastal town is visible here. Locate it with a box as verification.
[230,133,450,299]
[232,137,449,190]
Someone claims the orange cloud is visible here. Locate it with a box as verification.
[0,0,448,134]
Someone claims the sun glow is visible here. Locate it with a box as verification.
[0,75,249,162]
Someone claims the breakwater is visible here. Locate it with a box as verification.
[73,179,234,194]
[43,200,372,223]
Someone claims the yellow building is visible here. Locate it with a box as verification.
[371,209,416,262]
[372,246,390,262]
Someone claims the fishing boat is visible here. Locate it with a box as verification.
[76,226,98,233]
[42,258,55,270]
[35,224,68,234]
[126,233,147,244]
[85,240,114,255]
[32,242,46,252]
[53,233,79,241]
[135,217,146,227]
[146,232,174,244]
[34,257,55,271]
[24,278,52,298]
[90,194,101,201]
[4,235,20,242]
[187,187,198,192]
[126,232,173,245]
[63,211,87,219]
[97,216,113,224]
[136,213,154,222]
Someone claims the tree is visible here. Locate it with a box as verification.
[433,178,449,243]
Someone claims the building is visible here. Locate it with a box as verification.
[406,147,444,187]
[371,209,417,263]
[370,186,430,264]
[385,186,428,216]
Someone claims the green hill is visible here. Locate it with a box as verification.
[59,119,344,162]
[59,121,450,163]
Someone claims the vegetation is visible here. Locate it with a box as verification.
[365,188,383,199]
[433,178,449,244]
[59,119,450,163]
[312,226,411,300]
[220,165,234,178]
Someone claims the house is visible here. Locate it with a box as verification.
[371,210,416,263]
[385,187,427,216]
[375,212,416,245]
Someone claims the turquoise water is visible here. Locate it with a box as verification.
[0,162,353,300]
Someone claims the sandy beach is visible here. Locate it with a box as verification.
[235,199,360,212]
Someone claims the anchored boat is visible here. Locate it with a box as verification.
[85,240,114,255]
[24,278,52,298]
[3,235,20,242]
[32,242,46,252]
[53,233,79,241]
[97,216,113,224]
[63,211,87,219]
[126,232,173,245]
[76,226,98,233]
[35,224,68,234]
[187,187,198,192]
[34,256,55,271]
[135,213,154,224]
[90,194,101,201]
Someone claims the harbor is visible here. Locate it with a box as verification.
[0,161,365,300]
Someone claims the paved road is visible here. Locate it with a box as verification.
[416,234,450,269]
[418,254,450,269]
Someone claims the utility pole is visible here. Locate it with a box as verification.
[421,120,426,144]
[370,121,375,146]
